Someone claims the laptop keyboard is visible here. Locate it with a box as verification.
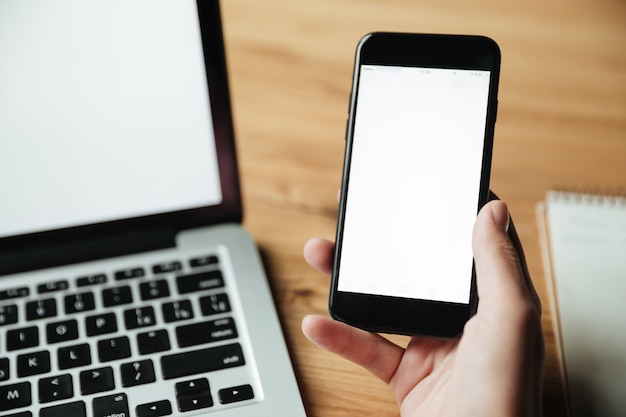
[0,253,258,417]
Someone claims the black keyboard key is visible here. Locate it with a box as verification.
[136,400,172,417]
[199,293,231,316]
[17,351,50,377]
[0,382,31,411]
[38,374,74,403]
[139,280,170,300]
[114,267,145,281]
[176,318,238,348]
[0,304,18,326]
[152,261,182,275]
[175,378,209,397]
[177,393,213,412]
[189,255,218,268]
[64,292,96,314]
[58,344,91,370]
[93,393,129,417]
[0,287,29,301]
[137,330,170,355]
[26,298,57,320]
[7,326,38,351]
[162,300,193,323]
[86,313,117,336]
[40,401,86,417]
[102,286,133,307]
[37,280,69,294]
[76,274,107,287]
[161,343,245,380]
[120,360,156,387]
[80,367,115,395]
[0,357,9,381]
[124,306,156,330]
[175,379,213,412]
[98,336,131,362]
[47,319,79,344]
[219,384,255,404]
[176,270,224,294]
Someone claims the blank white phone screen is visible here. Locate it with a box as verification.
[337,65,491,304]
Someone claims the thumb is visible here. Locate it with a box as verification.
[472,200,533,312]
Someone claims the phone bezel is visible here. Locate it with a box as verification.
[330,32,501,338]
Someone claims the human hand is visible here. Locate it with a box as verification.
[302,200,544,417]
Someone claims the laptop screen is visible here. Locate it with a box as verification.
[0,0,223,239]
[0,0,241,274]
[0,0,240,242]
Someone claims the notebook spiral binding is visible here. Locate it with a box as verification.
[549,187,626,206]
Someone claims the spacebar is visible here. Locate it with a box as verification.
[161,343,245,380]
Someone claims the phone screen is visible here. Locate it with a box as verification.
[337,64,491,304]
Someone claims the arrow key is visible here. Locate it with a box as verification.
[175,377,212,412]
[219,384,254,404]
[39,374,74,403]
[136,400,173,417]
[176,393,213,412]
[175,378,209,397]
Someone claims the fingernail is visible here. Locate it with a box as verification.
[491,201,510,232]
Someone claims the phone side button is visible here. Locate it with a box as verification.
[495,99,499,123]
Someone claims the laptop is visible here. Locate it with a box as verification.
[0,1,307,416]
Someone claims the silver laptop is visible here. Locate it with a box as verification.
[0,1,306,416]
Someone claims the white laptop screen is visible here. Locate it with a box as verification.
[0,0,224,239]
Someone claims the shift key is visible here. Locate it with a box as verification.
[161,343,245,380]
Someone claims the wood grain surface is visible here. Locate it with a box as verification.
[220,1,626,415]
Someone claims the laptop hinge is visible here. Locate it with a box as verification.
[0,227,176,276]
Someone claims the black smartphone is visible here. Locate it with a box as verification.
[330,33,500,338]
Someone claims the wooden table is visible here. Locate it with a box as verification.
[220,1,626,415]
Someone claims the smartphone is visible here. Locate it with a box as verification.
[330,33,500,338]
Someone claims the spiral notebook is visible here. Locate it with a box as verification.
[536,190,626,417]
